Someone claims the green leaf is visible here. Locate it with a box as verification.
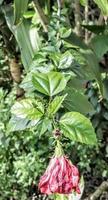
[32,72,67,96]
[3,6,40,70]
[82,25,105,34]
[8,116,39,131]
[24,11,35,19]
[63,88,94,115]
[58,51,74,69]
[81,49,103,94]
[0,0,4,5]
[60,112,97,145]
[20,73,35,92]
[40,118,51,136]
[17,22,40,70]
[48,95,67,116]
[64,32,103,94]
[64,32,88,50]
[68,78,86,92]
[11,99,44,120]
[59,27,72,38]
[80,0,87,6]
[9,99,44,132]
[94,0,108,16]
[14,0,29,25]
[90,34,108,60]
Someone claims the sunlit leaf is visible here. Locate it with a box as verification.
[94,0,108,16]
[80,0,87,6]
[32,72,67,96]
[54,194,68,200]
[60,112,97,145]
[48,95,67,116]
[58,51,74,69]
[11,99,44,120]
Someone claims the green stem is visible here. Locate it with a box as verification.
[54,194,67,200]
[55,140,64,157]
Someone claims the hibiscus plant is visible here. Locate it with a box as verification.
[1,0,102,199]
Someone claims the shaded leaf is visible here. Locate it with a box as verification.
[20,73,35,92]
[14,0,29,25]
[64,32,88,50]
[8,116,39,132]
[60,112,97,145]
[80,49,102,94]
[0,0,4,5]
[90,34,108,60]
[103,78,108,100]
[3,6,40,70]
[63,88,94,115]
[82,24,105,34]
[68,77,86,92]
[40,118,51,136]
[64,32,103,94]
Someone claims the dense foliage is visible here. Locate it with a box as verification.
[0,0,108,200]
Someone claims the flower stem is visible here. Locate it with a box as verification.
[55,140,64,157]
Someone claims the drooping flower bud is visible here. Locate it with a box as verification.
[38,155,80,195]
[53,129,62,138]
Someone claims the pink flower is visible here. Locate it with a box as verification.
[39,156,80,195]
